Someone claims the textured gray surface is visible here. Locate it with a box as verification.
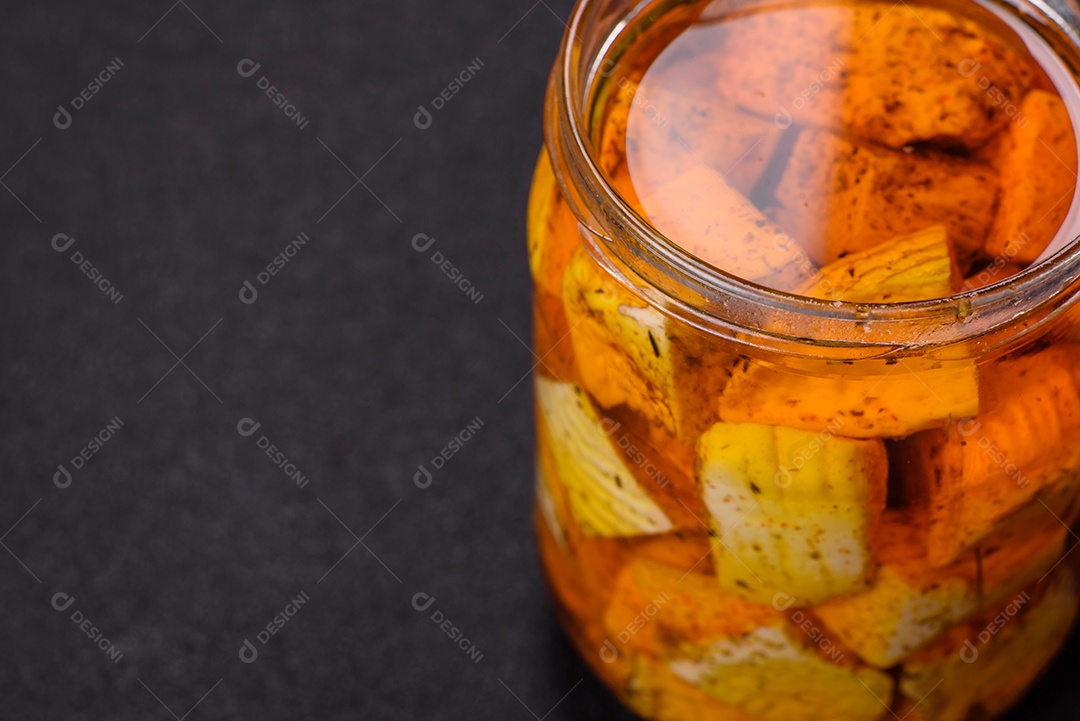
[0,1,1077,719]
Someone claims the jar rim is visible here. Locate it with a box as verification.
[548,0,1080,352]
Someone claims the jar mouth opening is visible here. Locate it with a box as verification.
[550,0,1080,350]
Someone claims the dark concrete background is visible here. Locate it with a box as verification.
[0,1,1078,719]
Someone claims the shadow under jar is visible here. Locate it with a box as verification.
[528,0,1080,719]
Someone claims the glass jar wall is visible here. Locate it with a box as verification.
[529,1,1080,720]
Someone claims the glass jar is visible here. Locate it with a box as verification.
[528,1,1080,720]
